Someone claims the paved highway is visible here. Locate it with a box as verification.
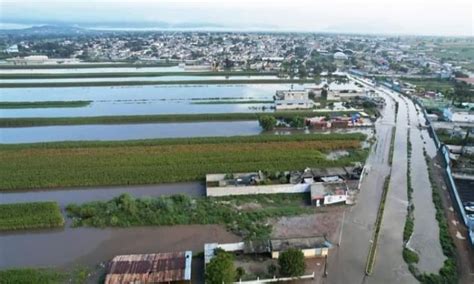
[326,77,444,284]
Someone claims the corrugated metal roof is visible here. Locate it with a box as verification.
[105,251,192,284]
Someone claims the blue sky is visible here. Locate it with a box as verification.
[1,0,473,36]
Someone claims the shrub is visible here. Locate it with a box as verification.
[278,248,305,277]
[205,250,236,284]
[403,248,419,264]
[258,115,277,131]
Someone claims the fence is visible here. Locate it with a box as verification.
[416,98,473,245]
[206,183,310,197]
[234,272,315,283]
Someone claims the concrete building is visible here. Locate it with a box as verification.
[274,90,314,110]
[105,251,192,284]
[5,44,19,53]
[310,182,348,206]
[443,108,474,123]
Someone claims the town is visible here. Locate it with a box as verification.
[0,5,473,284]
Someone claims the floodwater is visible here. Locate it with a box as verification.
[0,225,240,270]
[0,84,303,117]
[0,66,185,74]
[0,124,372,144]
[0,182,241,272]
[0,75,280,83]
[0,121,262,144]
[0,182,205,207]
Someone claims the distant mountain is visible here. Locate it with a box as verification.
[0,24,90,35]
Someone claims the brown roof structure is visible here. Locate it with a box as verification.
[105,251,192,284]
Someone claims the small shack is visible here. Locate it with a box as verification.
[310,182,348,206]
[105,251,192,284]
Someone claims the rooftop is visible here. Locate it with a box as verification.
[105,251,192,284]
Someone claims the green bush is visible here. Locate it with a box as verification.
[403,248,419,264]
[278,248,305,277]
[258,115,277,131]
[205,250,236,284]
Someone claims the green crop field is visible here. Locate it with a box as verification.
[0,202,64,231]
[0,101,92,109]
[0,134,367,190]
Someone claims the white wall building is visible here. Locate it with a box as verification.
[274,90,314,110]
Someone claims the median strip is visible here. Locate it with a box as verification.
[365,125,396,275]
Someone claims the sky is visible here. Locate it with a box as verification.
[1,0,473,36]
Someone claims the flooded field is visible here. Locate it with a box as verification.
[0,121,262,143]
[0,84,301,117]
[0,182,205,206]
[0,124,373,144]
[0,225,240,270]
[0,66,184,74]
[0,75,280,84]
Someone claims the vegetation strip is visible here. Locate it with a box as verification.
[404,150,458,283]
[403,129,419,264]
[0,201,64,231]
[0,100,92,109]
[0,111,360,128]
[365,126,396,275]
[0,133,367,190]
[0,71,278,79]
[0,267,89,284]
[0,78,319,88]
[66,193,312,240]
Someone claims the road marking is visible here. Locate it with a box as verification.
[338,209,346,246]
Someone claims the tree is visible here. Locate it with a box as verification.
[258,115,277,131]
[205,250,236,284]
[278,248,306,277]
[290,116,305,128]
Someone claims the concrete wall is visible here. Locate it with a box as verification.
[271,248,329,259]
[206,183,310,197]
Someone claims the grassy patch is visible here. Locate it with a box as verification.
[0,268,64,284]
[0,202,64,231]
[0,134,367,190]
[0,267,90,284]
[402,78,455,94]
[0,101,91,109]
[67,193,312,240]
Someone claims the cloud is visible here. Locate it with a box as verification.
[1,0,473,36]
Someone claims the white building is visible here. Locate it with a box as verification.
[5,44,19,53]
[274,90,314,110]
[334,52,348,61]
